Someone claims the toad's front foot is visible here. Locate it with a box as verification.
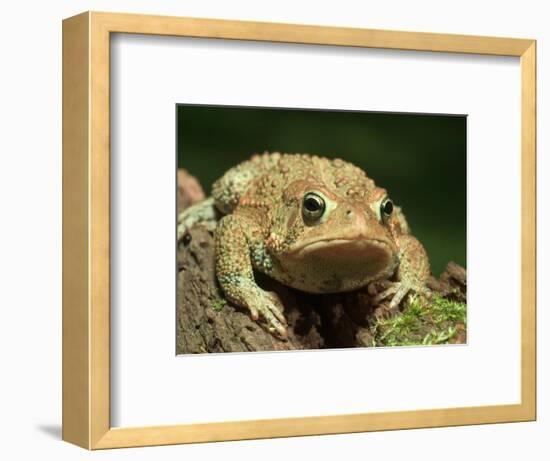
[249,289,289,338]
[369,280,431,309]
[369,234,431,310]
[222,277,288,338]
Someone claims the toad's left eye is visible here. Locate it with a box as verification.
[380,198,393,219]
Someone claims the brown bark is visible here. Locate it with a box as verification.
[177,168,205,214]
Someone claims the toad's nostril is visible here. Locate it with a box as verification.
[346,209,353,217]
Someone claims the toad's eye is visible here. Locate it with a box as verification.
[380,198,393,220]
[302,192,326,222]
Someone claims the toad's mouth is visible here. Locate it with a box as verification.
[291,237,395,263]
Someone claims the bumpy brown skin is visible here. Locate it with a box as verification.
[179,152,430,338]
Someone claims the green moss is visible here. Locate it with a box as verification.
[373,295,467,347]
[211,299,227,312]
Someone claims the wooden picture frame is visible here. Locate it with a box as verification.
[62,11,536,449]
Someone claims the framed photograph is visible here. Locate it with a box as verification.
[62,11,536,449]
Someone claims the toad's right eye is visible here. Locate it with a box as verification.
[380,198,393,223]
[302,192,326,223]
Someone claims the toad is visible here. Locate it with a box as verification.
[178,152,430,337]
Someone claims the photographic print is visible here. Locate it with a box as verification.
[176,105,467,354]
[62,13,535,448]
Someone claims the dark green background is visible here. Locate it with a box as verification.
[177,105,466,276]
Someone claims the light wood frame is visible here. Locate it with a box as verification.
[62,11,537,450]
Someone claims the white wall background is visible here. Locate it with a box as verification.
[0,0,546,459]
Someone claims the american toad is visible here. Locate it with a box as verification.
[178,152,430,337]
